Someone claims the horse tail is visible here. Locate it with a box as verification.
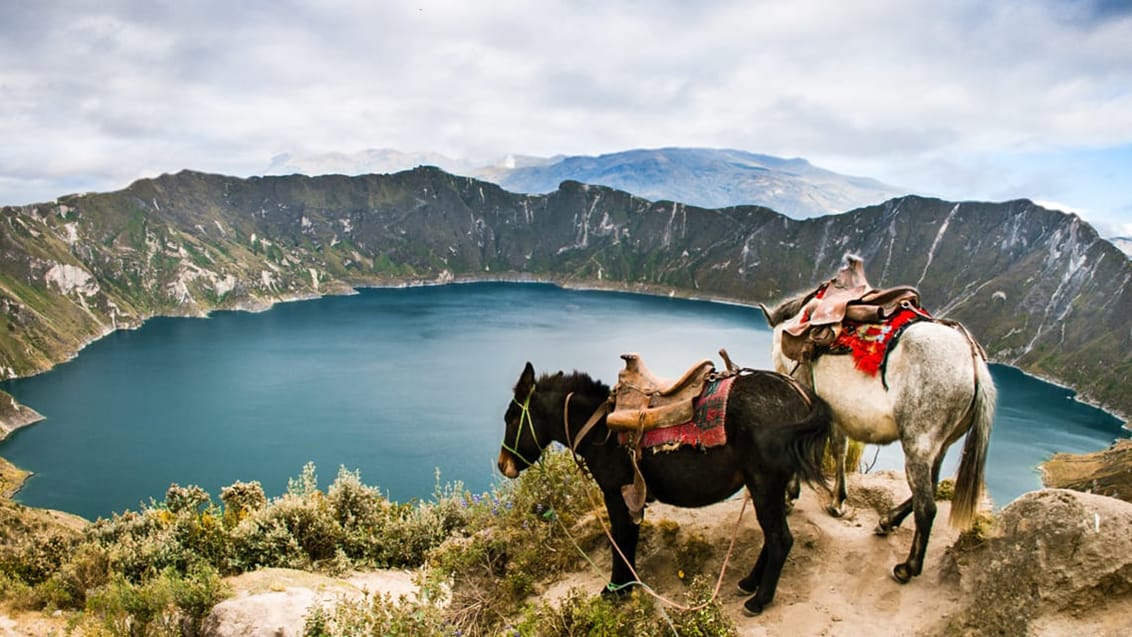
[949,356,997,530]
[766,389,834,495]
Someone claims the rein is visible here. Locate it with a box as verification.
[564,391,611,454]
[558,391,747,614]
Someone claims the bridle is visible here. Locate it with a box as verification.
[503,381,613,471]
[501,384,541,467]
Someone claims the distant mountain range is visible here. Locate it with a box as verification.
[266,147,909,219]
[268,147,1132,258]
[1,167,1129,425]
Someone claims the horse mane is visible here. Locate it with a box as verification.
[535,370,610,398]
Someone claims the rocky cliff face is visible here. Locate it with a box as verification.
[1041,438,1132,503]
[1,167,1129,419]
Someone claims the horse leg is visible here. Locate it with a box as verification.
[826,428,849,517]
[891,453,938,583]
[738,477,794,616]
[784,474,801,514]
[875,497,912,535]
[876,453,944,535]
[602,492,641,598]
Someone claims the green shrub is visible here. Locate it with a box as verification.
[511,579,735,637]
[164,484,210,515]
[0,530,76,586]
[935,478,956,501]
[303,590,453,637]
[85,573,177,637]
[219,480,267,528]
[3,454,701,636]
[169,563,229,637]
[430,450,606,636]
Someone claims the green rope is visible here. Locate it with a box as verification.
[501,384,540,467]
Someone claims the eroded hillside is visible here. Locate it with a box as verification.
[0,168,1129,420]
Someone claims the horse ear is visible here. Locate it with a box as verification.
[758,303,777,327]
[516,362,536,398]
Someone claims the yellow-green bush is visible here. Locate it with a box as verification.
[3,453,737,637]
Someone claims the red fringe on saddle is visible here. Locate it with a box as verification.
[834,306,928,376]
[620,376,734,451]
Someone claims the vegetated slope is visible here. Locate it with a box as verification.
[0,167,1129,419]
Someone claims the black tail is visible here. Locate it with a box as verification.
[761,388,833,495]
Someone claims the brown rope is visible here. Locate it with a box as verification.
[559,392,750,612]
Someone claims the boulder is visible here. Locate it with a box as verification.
[202,567,419,637]
[940,489,1132,636]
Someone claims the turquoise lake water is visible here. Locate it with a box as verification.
[0,282,1126,520]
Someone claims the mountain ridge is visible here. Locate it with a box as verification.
[0,167,1129,424]
[265,147,908,219]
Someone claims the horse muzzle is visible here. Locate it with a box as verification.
[497,449,521,479]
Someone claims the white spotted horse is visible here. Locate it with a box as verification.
[761,254,996,584]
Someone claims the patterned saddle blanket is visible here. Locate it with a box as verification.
[619,375,734,451]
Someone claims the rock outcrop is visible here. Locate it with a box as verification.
[1040,438,1132,503]
[941,489,1132,636]
[202,567,422,637]
[0,394,43,441]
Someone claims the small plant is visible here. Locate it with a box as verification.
[951,510,996,551]
[164,484,210,514]
[219,480,267,527]
[511,580,736,637]
[303,590,453,637]
[663,577,738,637]
[821,439,866,475]
[935,478,956,501]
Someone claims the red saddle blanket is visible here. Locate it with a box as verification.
[834,306,928,375]
[619,375,734,450]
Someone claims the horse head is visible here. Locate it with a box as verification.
[497,361,546,479]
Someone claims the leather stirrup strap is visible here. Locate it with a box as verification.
[622,431,647,525]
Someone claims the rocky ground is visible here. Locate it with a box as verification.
[539,471,1132,636]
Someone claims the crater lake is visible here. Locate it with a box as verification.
[1,282,1126,520]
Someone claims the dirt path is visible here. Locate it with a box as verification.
[544,471,963,636]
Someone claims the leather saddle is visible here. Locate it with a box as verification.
[607,352,727,432]
[781,255,922,363]
[605,350,739,524]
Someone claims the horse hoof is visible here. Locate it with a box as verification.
[891,564,913,584]
[736,580,757,596]
[602,583,633,600]
[826,504,844,518]
[874,522,892,536]
[742,598,766,617]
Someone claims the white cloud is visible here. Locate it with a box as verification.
[0,0,1130,231]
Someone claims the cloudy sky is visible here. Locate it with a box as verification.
[3,0,1132,235]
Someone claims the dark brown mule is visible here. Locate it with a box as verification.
[497,362,831,616]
